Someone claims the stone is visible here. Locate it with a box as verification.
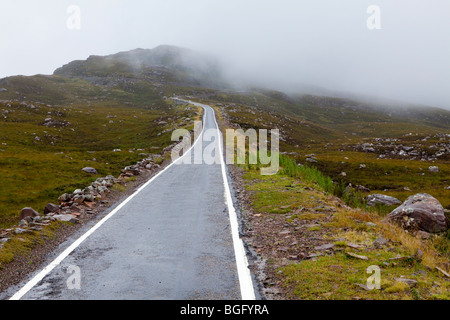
[19,207,40,220]
[416,230,431,240]
[314,243,335,251]
[373,237,390,248]
[84,201,96,209]
[386,193,448,233]
[58,193,71,202]
[73,195,85,204]
[394,278,418,287]
[82,167,98,174]
[44,203,59,215]
[436,267,450,278]
[13,228,30,234]
[52,214,79,223]
[367,194,402,207]
[356,185,370,193]
[428,166,439,173]
[84,194,95,202]
[18,219,28,227]
[345,252,369,260]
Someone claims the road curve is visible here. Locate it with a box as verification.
[6,102,256,300]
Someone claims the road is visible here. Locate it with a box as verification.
[6,101,256,300]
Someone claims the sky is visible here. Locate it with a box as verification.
[1,0,449,109]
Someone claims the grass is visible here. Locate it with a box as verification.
[239,152,450,300]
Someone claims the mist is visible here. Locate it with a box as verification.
[1,0,449,109]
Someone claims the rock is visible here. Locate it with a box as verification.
[373,237,390,248]
[18,219,28,227]
[347,242,365,249]
[19,207,40,220]
[416,230,431,240]
[13,228,30,234]
[73,195,85,204]
[52,214,79,223]
[82,167,98,174]
[428,166,439,173]
[415,248,424,260]
[436,267,450,278]
[58,193,71,202]
[314,243,335,251]
[83,194,95,202]
[386,193,448,233]
[367,194,402,207]
[84,201,96,209]
[394,278,418,287]
[356,185,370,193]
[44,203,59,215]
[346,252,369,260]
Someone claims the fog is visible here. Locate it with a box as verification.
[1,0,449,109]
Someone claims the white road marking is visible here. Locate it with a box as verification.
[188,101,256,300]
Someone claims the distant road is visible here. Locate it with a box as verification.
[6,101,256,300]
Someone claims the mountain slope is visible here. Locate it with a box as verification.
[54,45,226,88]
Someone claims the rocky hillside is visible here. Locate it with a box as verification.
[54,45,227,89]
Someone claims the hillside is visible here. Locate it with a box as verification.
[53,45,226,89]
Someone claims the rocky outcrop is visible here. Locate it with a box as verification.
[366,194,402,207]
[386,193,449,233]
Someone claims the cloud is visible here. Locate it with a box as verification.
[0,0,449,109]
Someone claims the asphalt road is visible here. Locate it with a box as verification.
[6,102,255,300]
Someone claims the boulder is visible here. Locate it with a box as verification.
[386,193,448,233]
[367,194,402,207]
[20,207,40,220]
[82,167,98,174]
[44,203,59,215]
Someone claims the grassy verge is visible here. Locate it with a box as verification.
[239,156,450,300]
